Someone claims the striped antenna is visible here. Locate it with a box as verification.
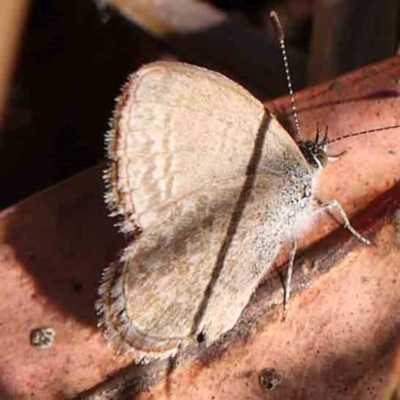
[270,11,302,141]
[328,123,400,144]
[270,11,400,146]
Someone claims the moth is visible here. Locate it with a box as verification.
[96,13,375,359]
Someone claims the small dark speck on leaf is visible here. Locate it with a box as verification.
[30,327,55,349]
[259,368,282,391]
[197,332,207,343]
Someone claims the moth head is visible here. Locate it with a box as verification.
[299,126,329,170]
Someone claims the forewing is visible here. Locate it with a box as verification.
[104,61,265,233]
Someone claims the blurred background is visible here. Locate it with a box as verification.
[0,0,399,209]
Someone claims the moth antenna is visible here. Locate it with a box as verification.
[328,123,400,144]
[315,122,320,142]
[322,126,328,145]
[270,10,302,141]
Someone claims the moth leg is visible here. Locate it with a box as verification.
[327,149,347,162]
[283,237,297,320]
[315,199,371,245]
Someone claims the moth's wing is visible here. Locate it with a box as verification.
[98,62,306,357]
[104,61,265,233]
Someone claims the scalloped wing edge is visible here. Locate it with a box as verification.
[96,255,182,360]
